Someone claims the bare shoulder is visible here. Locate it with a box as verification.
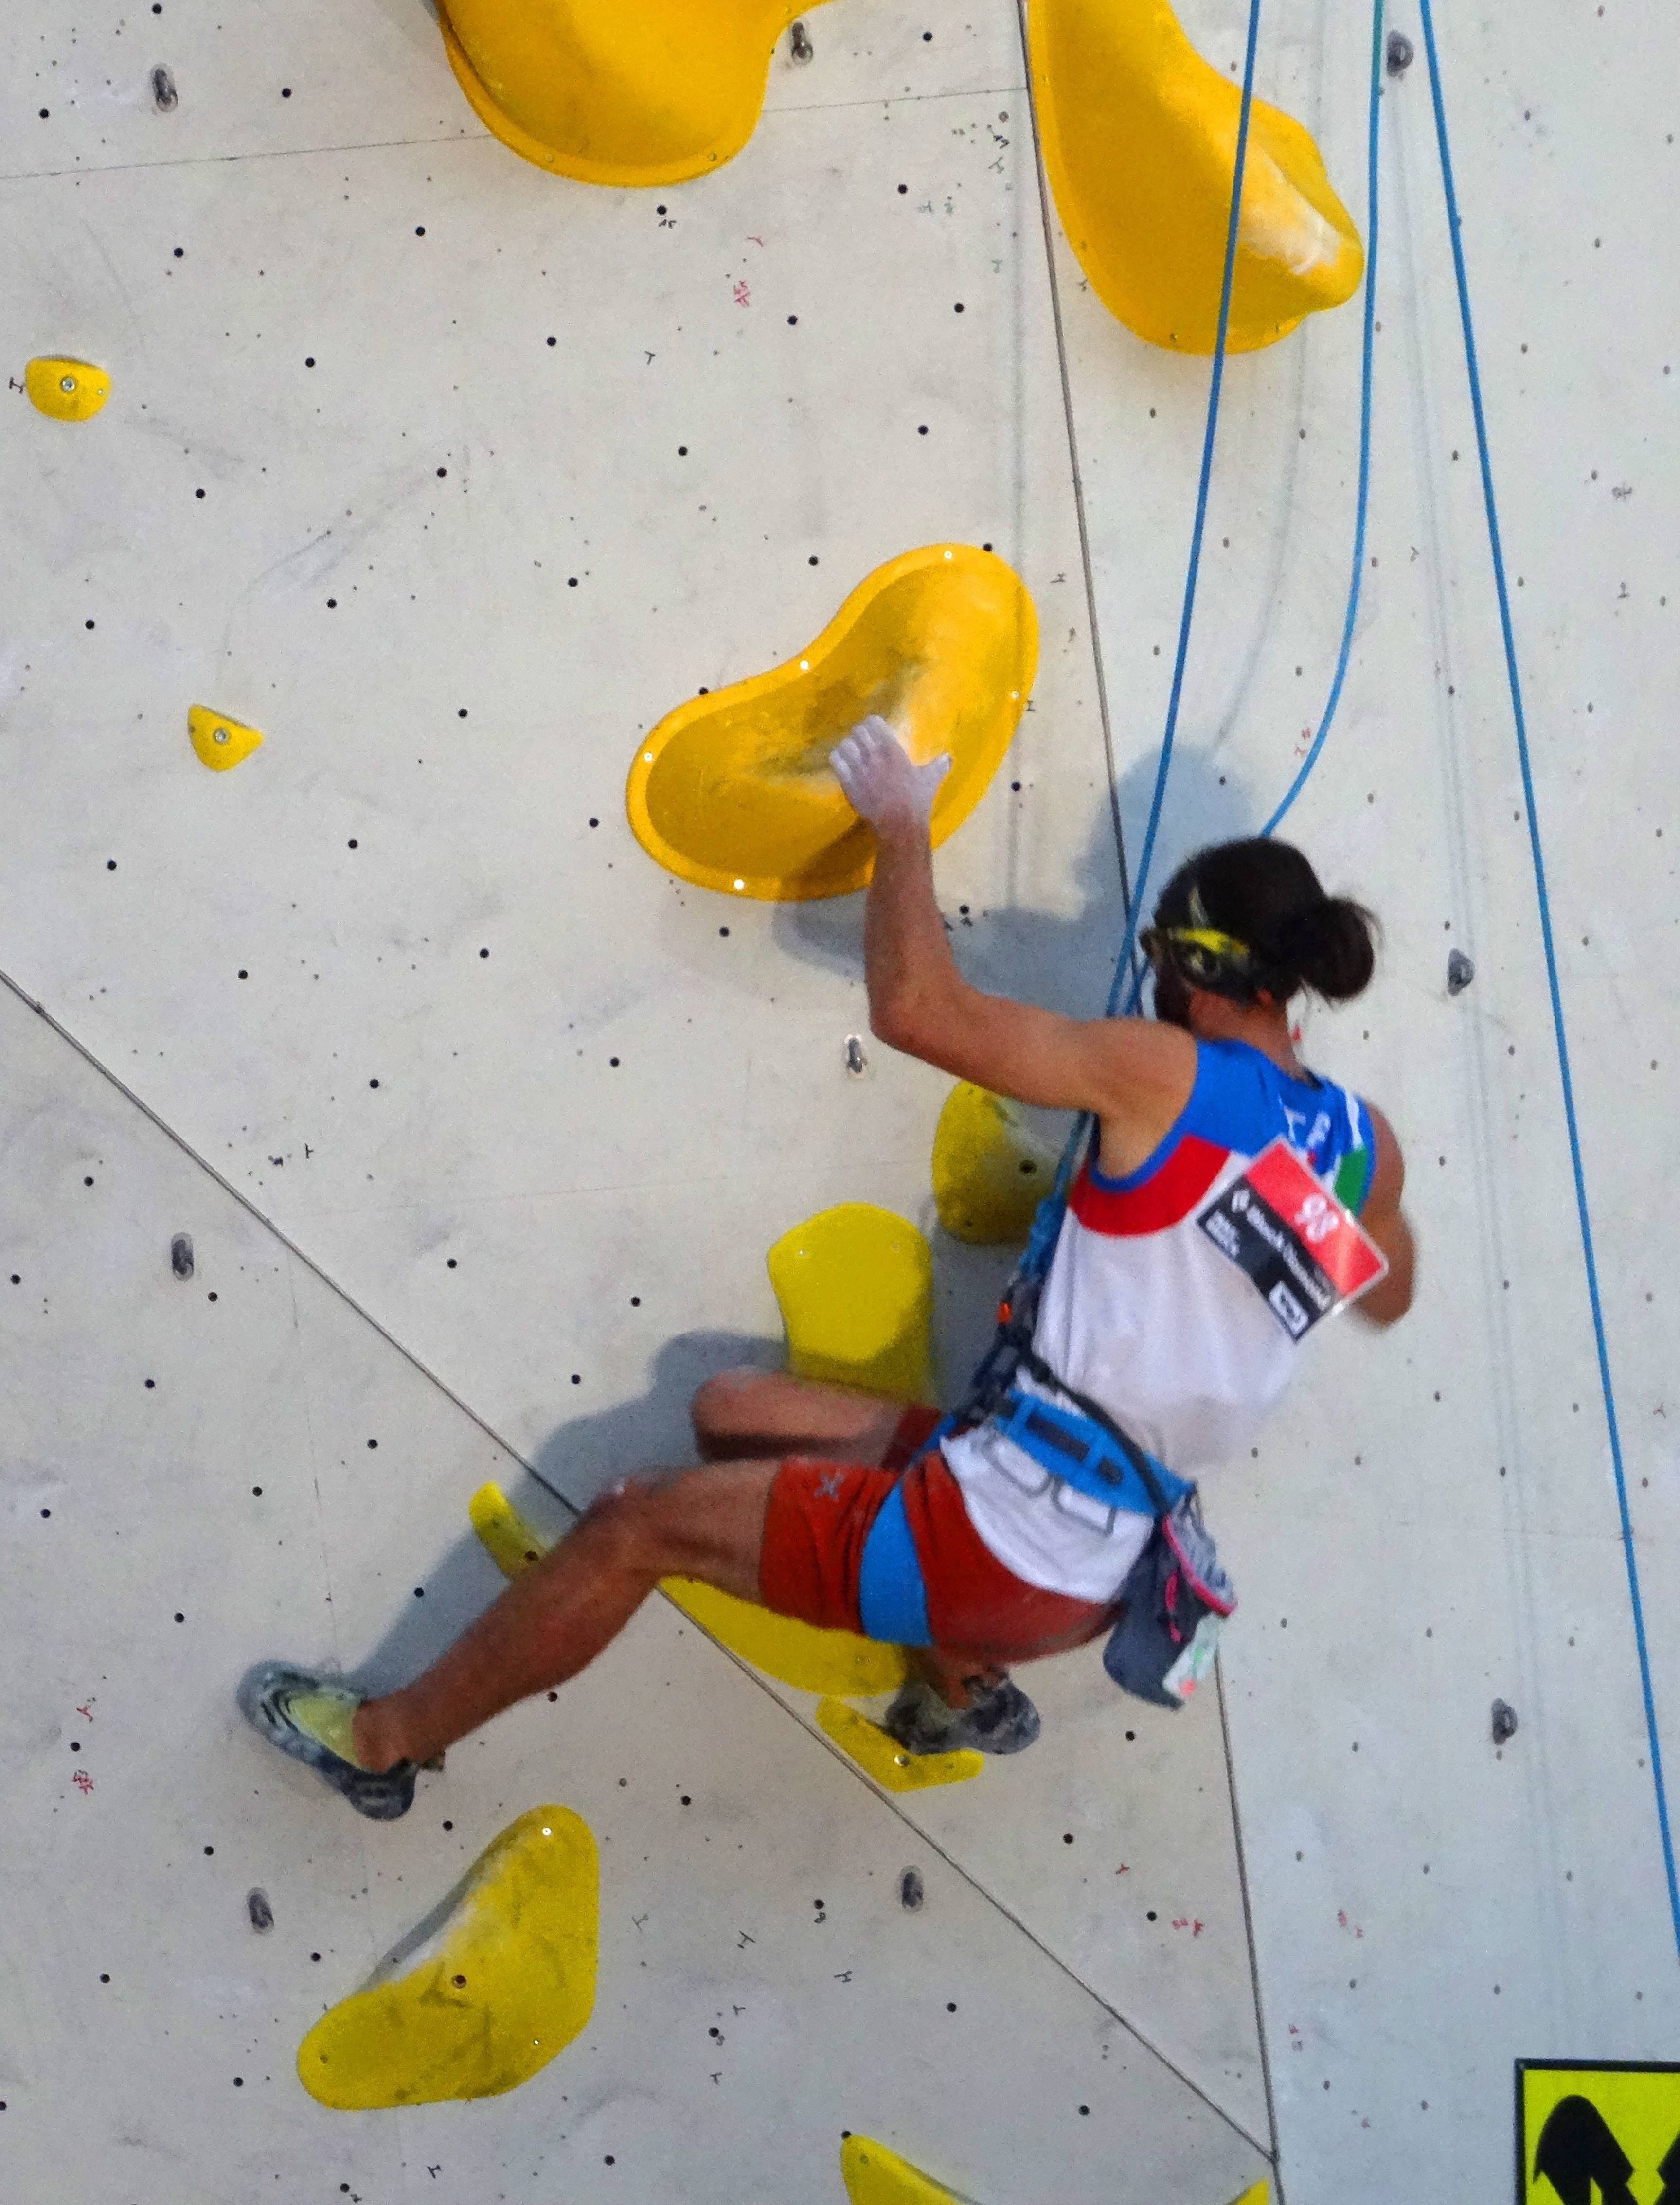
[1088,1014,1198,1111]
[1088,1016,1199,1174]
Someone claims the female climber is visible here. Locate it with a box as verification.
[240,716,1414,1818]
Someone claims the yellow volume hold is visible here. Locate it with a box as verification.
[468,1482,908,1698]
[1031,0,1363,353]
[841,2133,965,2202]
[297,1806,597,2107]
[626,544,1037,903]
[931,1083,1060,1245]
[768,1202,935,1402]
[664,1579,909,1696]
[188,705,263,772]
[25,357,110,422]
[843,2133,1267,2205]
[437,0,829,186]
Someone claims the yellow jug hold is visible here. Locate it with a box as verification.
[627,544,1036,903]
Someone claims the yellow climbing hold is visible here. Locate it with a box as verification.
[1030,0,1363,353]
[768,1202,935,1402]
[469,1481,551,1579]
[817,1699,983,1793]
[841,2133,962,2203]
[626,544,1037,902]
[437,0,828,187]
[1224,2186,1270,2205]
[188,705,263,773]
[297,1806,597,2108]
[663,1579,908,1695]
[472,1481,549,1587]
[931,1083,1060,1245]
[25,357,110,422]
[468,1483,908,1697]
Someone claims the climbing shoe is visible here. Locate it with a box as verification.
[237,1664,417,1821]
[883,1674,1042,1757]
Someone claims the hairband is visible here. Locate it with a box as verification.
[1141,923,1254,968]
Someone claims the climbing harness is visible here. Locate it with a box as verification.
[1414,0,1679,1956]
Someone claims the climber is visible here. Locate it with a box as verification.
[239,717,1412,1820]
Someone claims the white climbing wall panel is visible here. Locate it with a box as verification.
[1,0,1675,2201]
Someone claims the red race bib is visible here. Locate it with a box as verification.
[1197,1138,1387,1339]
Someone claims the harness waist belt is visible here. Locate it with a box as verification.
[988,1384,1192,1520]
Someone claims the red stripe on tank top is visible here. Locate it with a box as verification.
[1069,1134,1230,1236]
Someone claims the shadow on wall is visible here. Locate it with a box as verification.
[349,752,1260,1688]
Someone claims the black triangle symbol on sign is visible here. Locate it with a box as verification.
[1657,2123,1680,2205]
[1533,2095,1637,2205]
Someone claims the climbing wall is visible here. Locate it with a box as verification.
[1,1,1674,2202]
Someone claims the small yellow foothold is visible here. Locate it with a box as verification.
[817,1699,983,1793]
[626,544,1037,902]
[468,1482,551,1579]
[767,1202,935,1402]
[297,1806,597,2108]
[188,704,263,772]
[1031,0,1363,353]
[467,1482,907,1696]
[931,1083,1060,1245]
[841,2132,964,2202]
[25,356,111,422]
[1224,2186,1269,2205]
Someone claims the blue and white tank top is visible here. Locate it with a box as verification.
[941,1039,1376,1600]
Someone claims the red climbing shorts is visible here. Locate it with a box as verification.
[758,1407,1116,1661]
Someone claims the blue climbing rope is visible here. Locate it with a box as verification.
[945,0,1272,1426]
[1034,0,1268,1230]
[1098,0,1266,1042]
[1261,0,1383,838]
[1414,0,1680,1959]
[1048,0,1383,1213]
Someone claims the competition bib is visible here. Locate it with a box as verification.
[1197,1138,1387,1339]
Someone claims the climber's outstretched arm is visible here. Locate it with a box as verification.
[834,718,1192,1146]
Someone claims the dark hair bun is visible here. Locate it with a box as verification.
[1277,896,1376,1002]
[1152,837,1378,1005]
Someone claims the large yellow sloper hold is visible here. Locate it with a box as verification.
[1030,0,1363,353]
[626,545,1037,903]
[25,357,110,422]
[297,1806,597,2107]
[437,0,829,186]
[841,2134,963,2204]
[470,1481,907,1697]
[931,1083,1060,1245]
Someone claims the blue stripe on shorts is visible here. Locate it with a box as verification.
[856,1480,932,1647]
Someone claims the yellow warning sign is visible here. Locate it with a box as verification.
[1517,2061,1680,2204]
